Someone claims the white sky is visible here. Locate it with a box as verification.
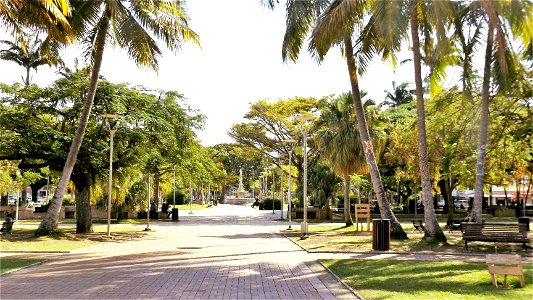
[0,0,415,146]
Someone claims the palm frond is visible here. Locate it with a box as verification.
[129,0,200,52]
[369,0,409,66]
[282,0,319,62]
[310,0,368,61]
[15,0,73,44]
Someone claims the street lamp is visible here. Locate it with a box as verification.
[102,113,118,238]
[278,155,285,220]
[296,115,313,239]
[189,179,193,214]
[272,165,276,214]
[283,140,297,229]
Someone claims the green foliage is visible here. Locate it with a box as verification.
[0,70,203,210]
[308,163,340,207]
[164,190,185,206]
[261,198,281,210]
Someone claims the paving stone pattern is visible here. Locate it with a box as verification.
[0,205,356,300]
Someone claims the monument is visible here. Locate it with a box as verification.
[236,169,246,198]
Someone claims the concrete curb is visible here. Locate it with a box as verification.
[316,260,365,300]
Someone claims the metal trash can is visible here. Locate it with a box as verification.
[372,219,390,251]
[518,217,529,231]
[172,208,179,221]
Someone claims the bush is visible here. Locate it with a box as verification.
[262,198,281,210]
[164,191,185,205]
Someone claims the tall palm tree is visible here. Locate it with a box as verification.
[263,0,406,238]
[468,0,532,223]
[0,37,63,86]
[355,0,452,242]
[36,0,199,235]
[315,94,368,226]
[307,0,407,238]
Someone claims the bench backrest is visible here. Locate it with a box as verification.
[462,222,527,236]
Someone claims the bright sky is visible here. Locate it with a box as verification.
[0,1,415,146]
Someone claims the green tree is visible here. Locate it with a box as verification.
[308,163,341,215]
[1,71,201,233]
[229,97,322,201]
[381,82,414,108]
[37,0,200,235]
[315,93,368,226]
[0,36,63,86]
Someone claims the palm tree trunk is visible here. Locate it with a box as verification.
[36,16,110,236]
[25,67,30,86]
[410,9,446,242]
[344,35,406,239]
[471,22,494,223]
[343,173,353,226]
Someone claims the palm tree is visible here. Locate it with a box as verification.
[0,0,73,44]
[468,0,532,223]
[0,37,63,86]
[382,82,414,108]
[315,94,368,226]
[306,1,407,239]
[36,0,199,235]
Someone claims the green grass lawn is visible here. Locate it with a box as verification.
[171,203,209,211]
[284,224,532,254]
[0,258,45,274]
[322,259,533,300]
[0,224,148,251]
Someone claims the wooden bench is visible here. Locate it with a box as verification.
[1,219,14,235]
[412,220,425,232]
[462,222,529,250]
[486,254,524,288]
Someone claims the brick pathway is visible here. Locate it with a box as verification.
[0,204,357,300]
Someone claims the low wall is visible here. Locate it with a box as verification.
[290,206,332,220]
[492,205,517,217]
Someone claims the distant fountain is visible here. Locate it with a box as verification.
[236,169,246,198]
[227,169,254,205]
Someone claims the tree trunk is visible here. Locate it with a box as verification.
[343,174,353,226]
[36,15,110,236]
[344,35,406,239]
[25,67,30,86]
[410,10,446,242]
[75,177,93,233]
[471,22,494,223]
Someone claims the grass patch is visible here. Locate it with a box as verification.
[284,226,531,254]
[0,258,45,274]
[0,224,148,251]
[171,204,209,211]
[322,259,533,300]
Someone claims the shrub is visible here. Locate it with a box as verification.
[164,191,185,205]
[262,198,281,210]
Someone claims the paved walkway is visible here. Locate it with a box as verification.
[0,205,357,300]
